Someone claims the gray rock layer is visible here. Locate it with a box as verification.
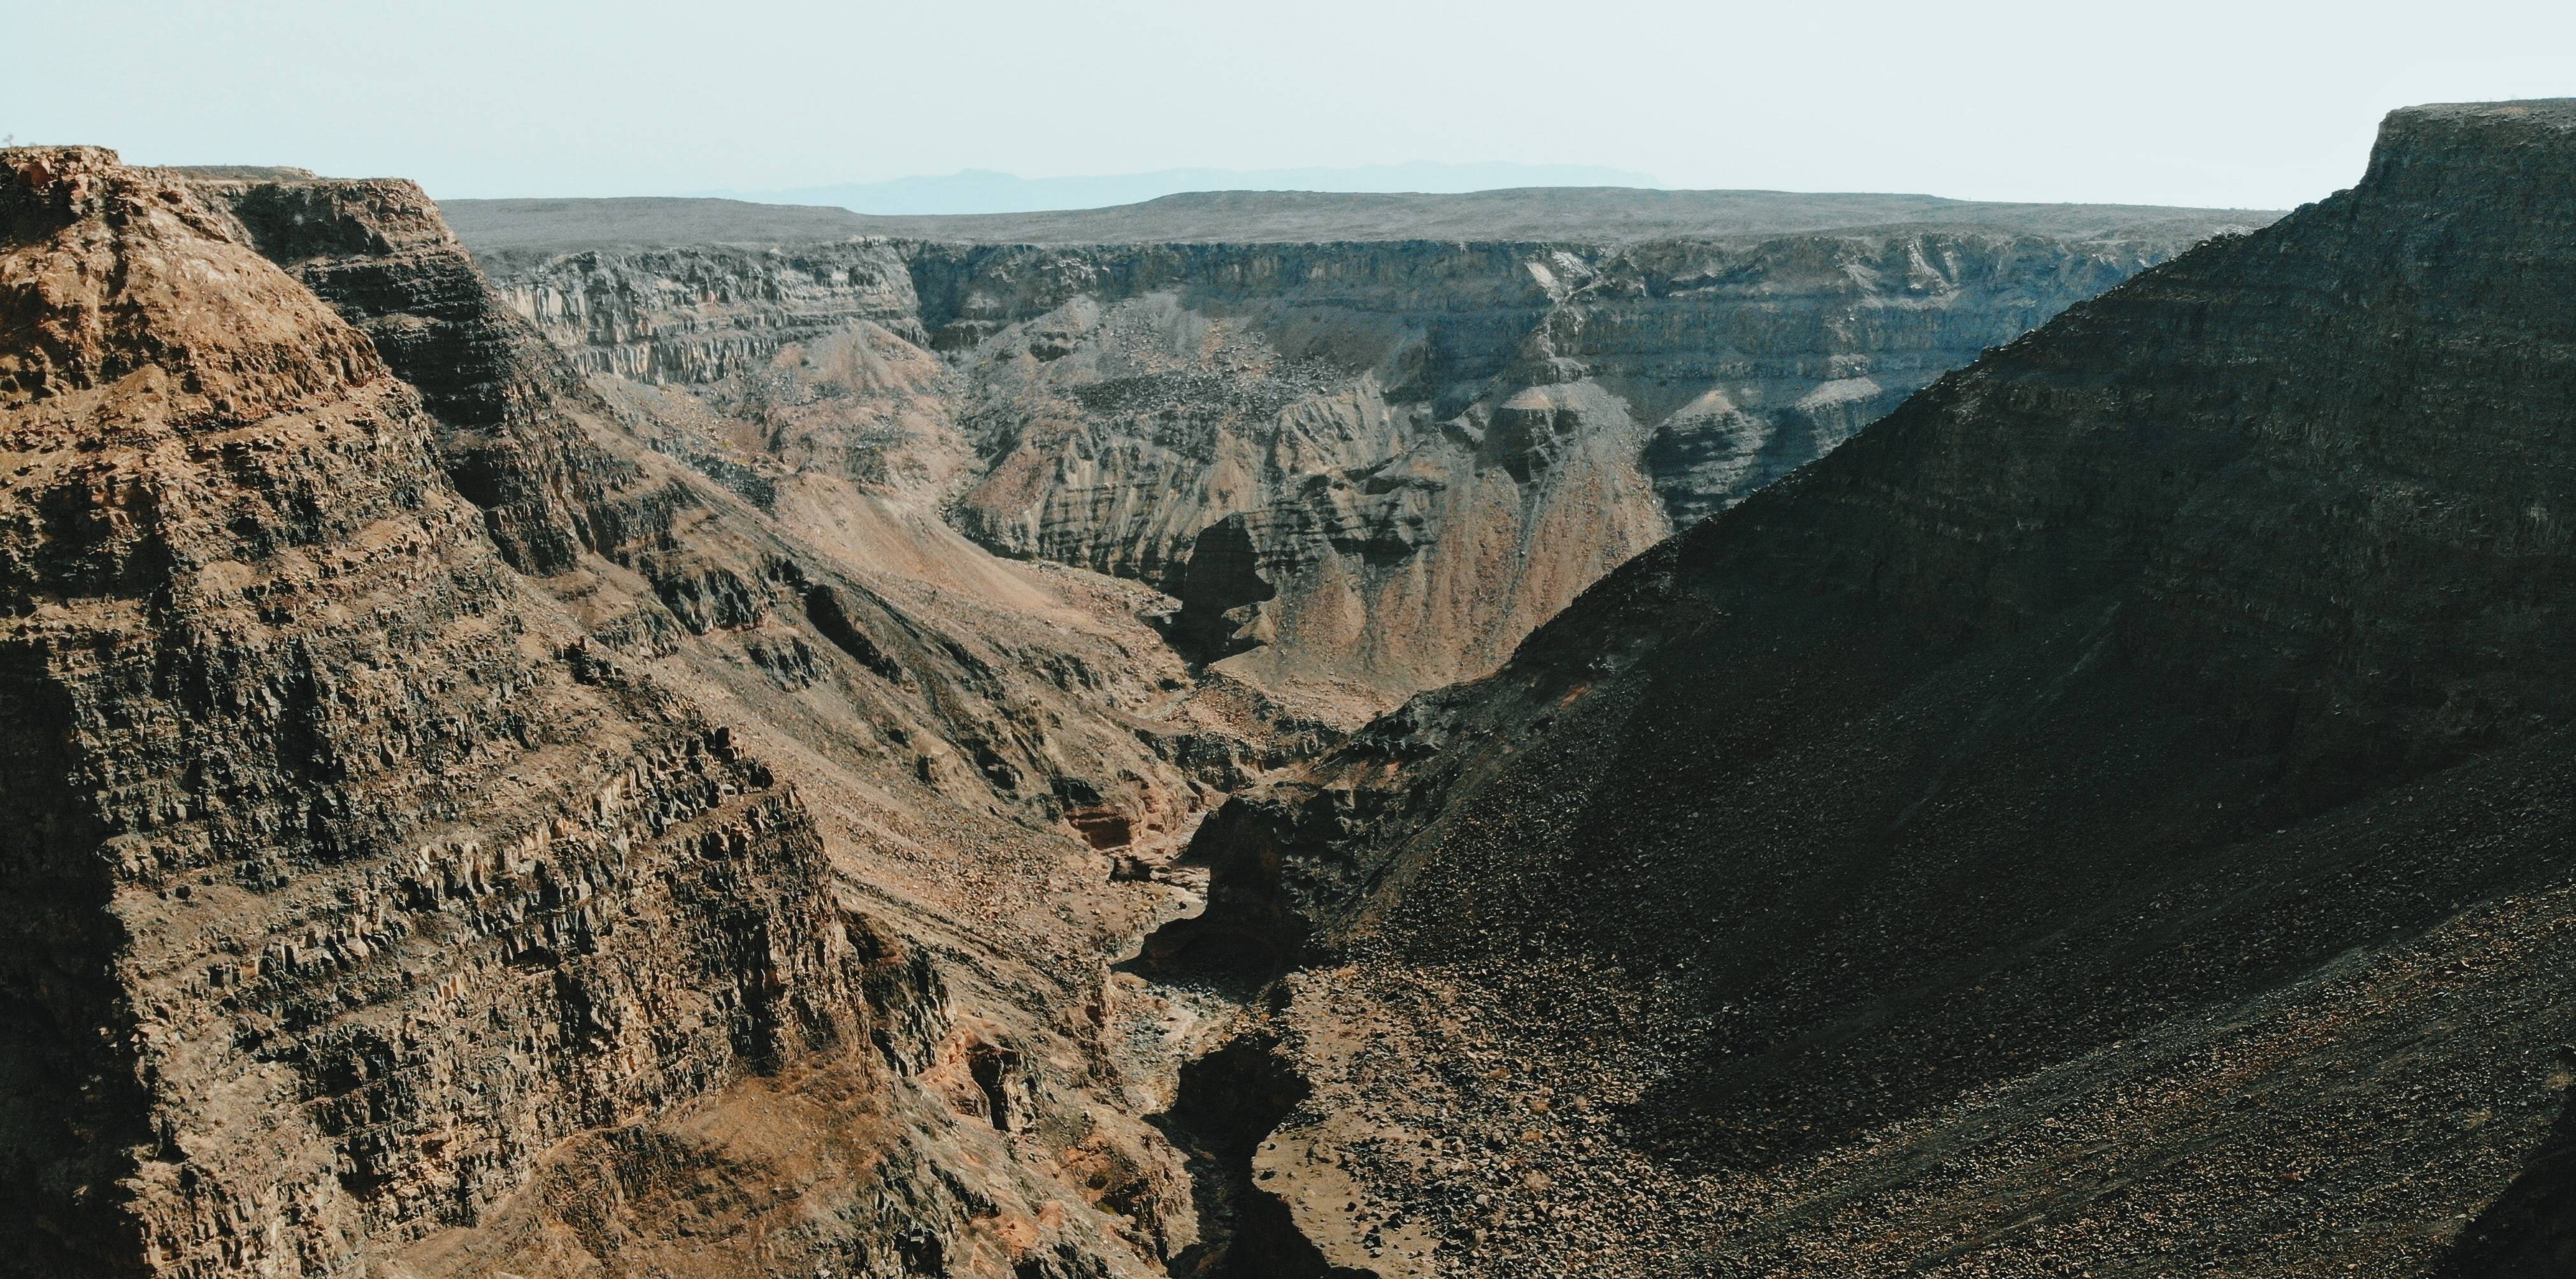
[479,219,2251,714]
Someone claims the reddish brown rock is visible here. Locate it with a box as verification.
[0,148,1253,1278]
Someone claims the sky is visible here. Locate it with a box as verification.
[6,0,2575,211]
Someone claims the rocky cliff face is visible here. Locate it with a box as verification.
[187,175,638,576]
[475,219,2254,718]
[0,147,866,1274]
[0,148,1277,1278]
[1150,100,2576,1275]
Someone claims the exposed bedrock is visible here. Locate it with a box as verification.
[190,176,631,575]
[0,147,1279,1278]
[187,173,1224,843]
[0,148,884,1274]
[1159,100,2576,1275]
[475,217,2257,718]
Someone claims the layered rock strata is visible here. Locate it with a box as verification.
[1152,100,2576,1275]
[0,148,1256,1278]
[0,146,861,1273]
[476,215,2263,717]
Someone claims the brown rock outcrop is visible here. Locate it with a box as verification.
[0,148,1255,1278]
[1,146,871,1272]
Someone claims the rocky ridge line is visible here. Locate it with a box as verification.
[1145,99,2576,1276]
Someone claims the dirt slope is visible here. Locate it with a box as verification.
[1153,99,2576,1276]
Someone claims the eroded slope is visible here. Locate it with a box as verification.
[478,214,2258,718]
[0,147,1272,1279]
[1157,99,2576,1276]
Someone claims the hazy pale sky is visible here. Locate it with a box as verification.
[8,0,2575,210]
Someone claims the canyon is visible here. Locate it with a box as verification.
[1157,99,2576,1275]
[451,193,2263,716]
[1,95,2567,1279]
[0,146,1284,1278]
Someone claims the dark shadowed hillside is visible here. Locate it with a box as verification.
[1152,99,2576,1276]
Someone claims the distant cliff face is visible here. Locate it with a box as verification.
[481,222,2243,716]
[1152,100,2576,1275]
[0,148,1277,1278]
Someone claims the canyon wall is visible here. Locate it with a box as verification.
[0,147,1269,1278]
[10,94,2564,1279]
[478,218,2257,717]
[1150,100,2576,1275]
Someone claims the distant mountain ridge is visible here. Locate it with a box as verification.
[703,162,1665,215]
[1142,97,2576,1275]
[441,185,2280,259]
